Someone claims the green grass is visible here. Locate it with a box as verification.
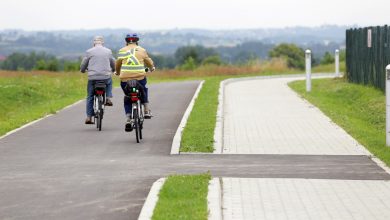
[181,76,222,152]
[0,72,88,136]
[152,173,211,220]
[289,78,390,166]
[312,61,346,73]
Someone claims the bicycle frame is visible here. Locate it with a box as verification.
[131,100,144,124]
[127,85,145,143]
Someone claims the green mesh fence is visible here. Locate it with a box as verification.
[346,25,390,91]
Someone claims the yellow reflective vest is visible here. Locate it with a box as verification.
[115,44,154,81]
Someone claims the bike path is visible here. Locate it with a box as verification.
[0,80,389,220]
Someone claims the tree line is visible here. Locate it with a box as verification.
[0,43,344,72]
[0,52,80,72]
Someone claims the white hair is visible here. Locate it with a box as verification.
[93,36,104,45]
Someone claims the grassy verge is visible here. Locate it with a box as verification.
[180,77,222,152]
[0,71,88,136]
[288,78,390,166]
[311,61,346,73]
[152,173,211,220]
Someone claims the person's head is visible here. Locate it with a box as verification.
[93,36,104,46]
[125,33,139,45]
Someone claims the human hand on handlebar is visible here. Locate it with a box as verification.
[145,67,155,73]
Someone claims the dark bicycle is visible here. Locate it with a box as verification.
[93,81,106,131]
[124,80,145,143]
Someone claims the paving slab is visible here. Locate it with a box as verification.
[223,77,370,155]
[222,178,390,220]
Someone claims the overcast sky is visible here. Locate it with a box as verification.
[1,0,389,30]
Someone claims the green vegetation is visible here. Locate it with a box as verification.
[175,45,218,66]
[179,57,197,71]
[201,55,222,66]
[320,52,335,65]
[181,77,221,152]
[1,52,81,72]
[152,173,211,220]
[289,78,390,166]
[0,71,87,136]
[319,49,345,66]
[312,61,346,73]
[269,43,305,69]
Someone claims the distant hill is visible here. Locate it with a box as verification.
[0,25,349,60]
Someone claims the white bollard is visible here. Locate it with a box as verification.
[335,49,340,77]
[386,65,390,146]
[305,49,311,92]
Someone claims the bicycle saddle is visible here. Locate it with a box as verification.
[94,81,106,90]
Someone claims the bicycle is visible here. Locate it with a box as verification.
[93,81,106,131]
[125,80,145,143]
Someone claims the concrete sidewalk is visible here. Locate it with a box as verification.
[214,76,390,220]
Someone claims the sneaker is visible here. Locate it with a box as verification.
[144,110,153,119]
[85,117,94,124]
[125,117,133,132]
[105,98,113,106]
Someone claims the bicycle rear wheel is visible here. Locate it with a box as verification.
[134,109,140,143]
[97,96,103,131]
[97,111,102,131]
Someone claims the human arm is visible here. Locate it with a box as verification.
[143,50,155,70]
[80,52,90,73]
[109,57,116,73]
[115,58,122,76]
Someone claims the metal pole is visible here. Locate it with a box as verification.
[305,50,311,92]
[386,65,390,146]
[335,49,340,77]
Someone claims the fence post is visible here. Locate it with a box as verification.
[335,49,340,77]
[386,65,390,146]
[305,50,311,92]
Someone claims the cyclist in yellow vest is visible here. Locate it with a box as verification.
[115,33,155,127]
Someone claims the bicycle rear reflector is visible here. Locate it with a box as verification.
[95,90,104,95]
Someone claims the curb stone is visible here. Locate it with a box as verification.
[208,178,222,220]
[138,178,166,220]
